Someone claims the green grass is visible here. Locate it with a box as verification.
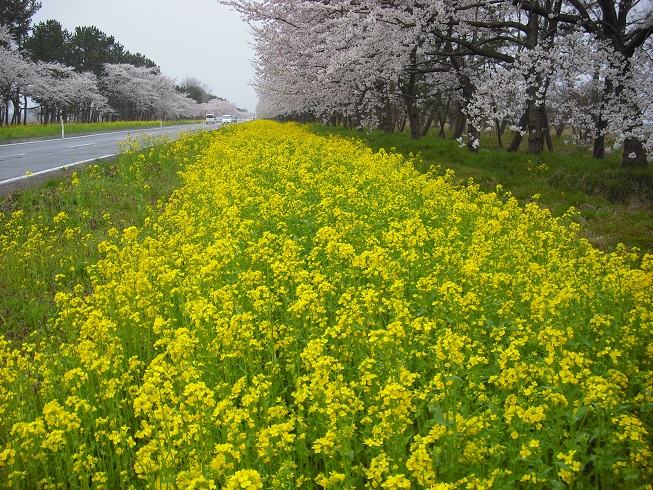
[311,125,653,254]
[0,120,199,140]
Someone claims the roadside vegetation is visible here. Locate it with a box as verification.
[0,120,199,141]
[313,125,653,255]
[1,120,651,488]
[0,130,196,339]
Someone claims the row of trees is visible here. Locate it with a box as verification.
[0,1,248,125]
[230,0,652,166]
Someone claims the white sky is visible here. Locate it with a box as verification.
[32,0,258,114]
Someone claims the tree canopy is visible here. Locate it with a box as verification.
[0,0,40,47]
[228,0,653,167]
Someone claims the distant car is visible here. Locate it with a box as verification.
[221,115,237,124]
[205,114,216,124]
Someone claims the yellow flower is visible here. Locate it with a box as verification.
[122,226,139,241]
[225,469,264,490]
[382,474,411,489]
[556,450,581,484]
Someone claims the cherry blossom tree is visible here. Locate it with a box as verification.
[0,0,41,124]
[27,62,107,123]
[512,0,653,166]
[230,0,651,165]
[229,0,562,151]
[197,98,242,118]
[0,24,34,125]
[240,1,358,121]
[100,63,195,120]
[232,0,449,132]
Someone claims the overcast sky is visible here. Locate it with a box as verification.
[32,0,258,114]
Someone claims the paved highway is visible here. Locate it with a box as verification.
[0,123,218,188]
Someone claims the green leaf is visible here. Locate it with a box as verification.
[572,405,589,424]
[428,405,451,426]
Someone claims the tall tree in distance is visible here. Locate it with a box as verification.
[178,77,217,104]
[0,0,40,47]
[100,63,194,121]
[121,50,157,69]
[24,19,69,64]
[68,26,157,77]
[69,26,120,76]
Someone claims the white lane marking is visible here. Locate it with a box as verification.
[0,153,26,160]
[0,154,116,186]
[69,143,96,148]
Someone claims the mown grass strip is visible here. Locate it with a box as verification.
[1,121,652,488]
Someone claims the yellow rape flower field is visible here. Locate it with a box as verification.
[1,120,652,489]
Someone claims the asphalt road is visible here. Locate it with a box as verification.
[0,123,219,194]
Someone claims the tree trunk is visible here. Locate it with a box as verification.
[438,96,450,138]
[380,99,395,132]
[509,8,554,155]
[401,61,421,139]
[463,87,479,153]
[593,133,605,159]
[508,110,528,152]
[524,70,552,154]
[11,107,19,125]
[595,55,647,166]
[495,119,503,148]
[500,119,509,135]
[421,109,436,136]
[545,123,554,151]
[451,52,479,152]
[622,137,647,167]
[452,103,466,140]
[592,75,608,159]
[395,48,424,138]
[404,94,421,139]
[398,113,407,132]
[527,99,545,154]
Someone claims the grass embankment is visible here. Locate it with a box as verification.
[312,125,653,255]
[0,120,198,140]
[1,121,652,488]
